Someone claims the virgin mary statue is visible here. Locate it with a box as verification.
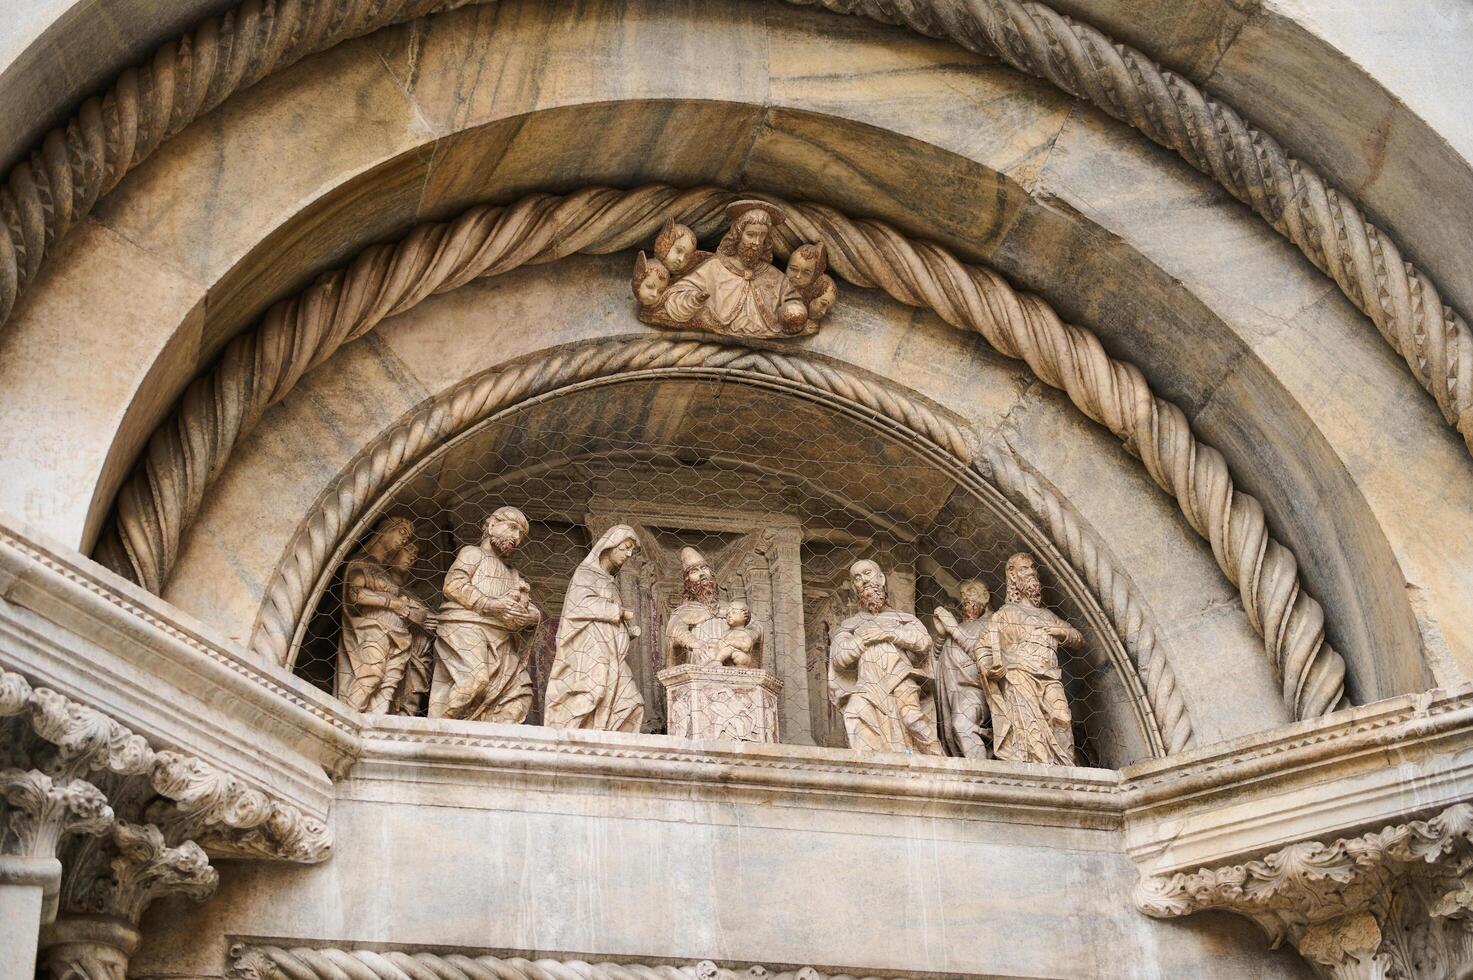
[543,525,646,732]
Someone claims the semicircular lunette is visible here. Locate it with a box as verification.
[1,0,1468,458]
[248,339,1191,757]
[91,183,1346,721]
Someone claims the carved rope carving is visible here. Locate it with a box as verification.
[245,338,1192,753]
[0,668,331,863]
[91,184,1343,718]
[229,946,895,980]
[1,2,1469,462]
[1136,802,1473,978]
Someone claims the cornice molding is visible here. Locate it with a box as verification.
[0,0,1468,464]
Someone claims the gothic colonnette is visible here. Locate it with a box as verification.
[2,1,1473,977]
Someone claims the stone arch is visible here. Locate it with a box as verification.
[249,336,1190,759]
[1,0,1469,463]
[0,8,1463,710]
[96,183,1344,725]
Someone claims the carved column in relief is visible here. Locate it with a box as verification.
[1137,802,1473,978]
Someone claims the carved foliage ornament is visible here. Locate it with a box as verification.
[1136,802,1473,978]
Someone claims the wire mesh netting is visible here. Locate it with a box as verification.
[293,377,1149,767]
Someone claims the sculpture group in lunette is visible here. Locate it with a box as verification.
[333,194,1079,759]
[335,509,1082,765]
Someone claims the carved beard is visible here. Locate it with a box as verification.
[1007,577,1042,607]
[737,238,765,267]
[687,576,719,611]
[961,599,985,621]
[487,528,521,557]
[856,583,887,614]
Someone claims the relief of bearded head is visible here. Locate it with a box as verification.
[850,558,889,614]
[1005,552,1043,607]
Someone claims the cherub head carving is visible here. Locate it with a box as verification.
[632,251,670,308]
[654,218,702,275]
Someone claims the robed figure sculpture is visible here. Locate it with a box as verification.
[336,516,436,714]
[828,560,944,756]
[985,553,1082,765]
[543,525,646,733]
[428,506,543,722]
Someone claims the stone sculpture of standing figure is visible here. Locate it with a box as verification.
[543,525,646,733]
[985,553,1082,765]
[665,546,722,667]
[930,579,994,759]
[828,560,943,756]
[336,516,436,714]
[428,507,542,722]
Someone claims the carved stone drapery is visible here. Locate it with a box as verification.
[248,341,1189,755]
[91,186,1338,723]
[229,945,897,980]
[2,0,1469,469]
[1136,802,1473,978]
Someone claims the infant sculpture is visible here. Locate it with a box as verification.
[632,201,838,339]
[658,546,781,744]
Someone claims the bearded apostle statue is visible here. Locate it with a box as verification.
[828,560,943,756]
[984,553,1083,765]
[930,579,994,759]
[427,507,543,722]
[543,525,646,733]
[336,516,436,714]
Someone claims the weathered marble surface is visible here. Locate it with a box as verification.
[161,255,1280,754]
[0,0,1463,712]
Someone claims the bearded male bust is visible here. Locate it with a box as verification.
[828,560,944,756]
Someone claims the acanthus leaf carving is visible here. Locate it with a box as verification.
[1136,802,1473,978]
[85,822,217,924]
[0,769,113,858]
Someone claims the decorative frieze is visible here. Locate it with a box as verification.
[1136,802,1473,978]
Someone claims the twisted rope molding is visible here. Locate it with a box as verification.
[92,183,1344,719]
[246,339,1191,755]
[2,1,1470,459]
[229,947,892,980]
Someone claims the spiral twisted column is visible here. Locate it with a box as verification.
[0,0,483,325]
[793,0,1473,453]
[93,185,732,593]
[773,200,1345,717]
[97,184,1344,719]
[227,945,886,980]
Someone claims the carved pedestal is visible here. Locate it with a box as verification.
[659,665,782,744]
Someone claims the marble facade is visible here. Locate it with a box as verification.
[4,0,1473,976]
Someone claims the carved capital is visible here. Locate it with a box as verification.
[28,689,155,780]
[1136,802,1473,978]
[0,769,112,857]
[150,751,331,862]
[84,822,218,924]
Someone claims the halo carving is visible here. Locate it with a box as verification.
[93,184,1345,721]
[1,0,1468,458]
